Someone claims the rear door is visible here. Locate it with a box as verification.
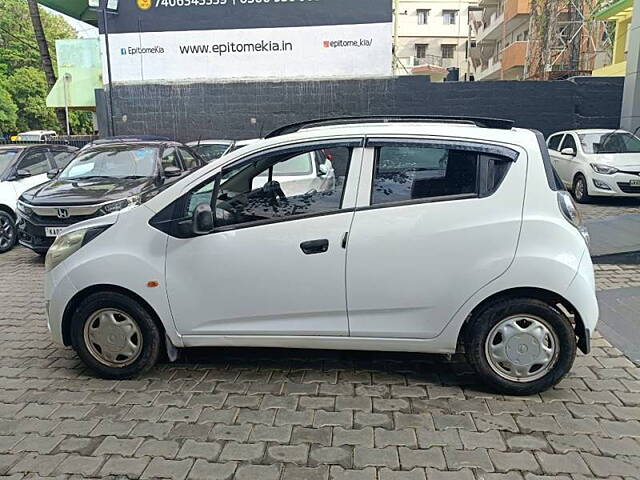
[547,134,569,185]
[558,133,581,185]
[346,138,525,339]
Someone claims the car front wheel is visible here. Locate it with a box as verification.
[573,174,591,203]
[464,298,576,395]
[70,292,162,379]
[0,211,17,254]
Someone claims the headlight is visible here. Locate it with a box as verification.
[590,163,618,175]
[557,191,589,246]
[45,226,109,272]
[100,195,141,215]
[17,201,32,216]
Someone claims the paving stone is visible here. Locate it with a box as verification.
[235,463,281,480]
[187,459,237,480]
[11,435,63,454]
[444,447,493,471]
[433,414,475,431]
[581,452,640,477]
[504,434,550,452]
[218,442,265,462]
[460,430,506,451]
[415,429,462,449]
[314,411,353,428]
[535,451,590,475]
[131,420,173,439]
[100,454,151,477]
[54,454,105,476]
[250,424,292,443]
[398,447,446,469]
[266,444,309,464]
[275,409,314,427]
[136,438,181,458]
[176,439,222,461]
[281,464,329,480]
[93,436,143,456]
[335,397,372,412]
[292,426,332,446]
[329,466,377,480]
[546,434,598,454]
[424,467,475,480]
[354,412,393,429]
[600,419,640,438]
[488,450,540,473]
[333,427,374,447]
[142,457,194,480]
[309,446,352,467]
[378,467,427,480]
[9,453,67,476]
[591,436,640,456]
[353,446,399,469]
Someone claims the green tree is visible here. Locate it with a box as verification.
[0,83,18,134]
[0,0,91,134]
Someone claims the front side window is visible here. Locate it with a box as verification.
[0,149,21,176]
[59,146,158,179]
[443,10,458,24]
[178,148,200,170]
[184,145,352,230]
[561,134,577,152]
[417,9,430,24]
[17,151,50,176]
[161,148,181,170]
[548,134,563,151]
[52,150,75,169]
[579,132,640,154]
[372,144,479,205]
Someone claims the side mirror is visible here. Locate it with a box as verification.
[13,169,32,179]
[192,203,214,235]
[47,168,60,179]
[560,147,576,156]
[163,166,182,178]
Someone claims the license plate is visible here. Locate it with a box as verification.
[630,179,640,187]
[45,227,65,238]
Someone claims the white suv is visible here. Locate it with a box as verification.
[547,129,640,203]
[44,117,597,395]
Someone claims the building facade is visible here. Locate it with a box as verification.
[395,0,478,81]
[592,0,634,77]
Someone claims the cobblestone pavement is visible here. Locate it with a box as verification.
[3,247,640,479]
[594,264,640,290]
[578,198,640,221]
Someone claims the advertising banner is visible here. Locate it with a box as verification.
[101,0,392,82]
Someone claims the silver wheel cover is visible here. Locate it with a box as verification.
[83,308,143,367]
[485,315,559,383]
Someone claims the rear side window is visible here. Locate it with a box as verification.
[561,134,577,152]
[372,145,479,205]
[548,134,563,151]
[52,150,75,169]
[178,148,200,170]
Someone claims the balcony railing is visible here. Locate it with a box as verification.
[414,54,444,67]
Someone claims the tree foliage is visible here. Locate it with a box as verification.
[0,0,93,135]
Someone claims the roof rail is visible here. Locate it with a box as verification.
[265,115,515,138]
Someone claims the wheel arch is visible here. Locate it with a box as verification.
[0,203,16,220]
[458,286,589,354]
[61,284,167,347]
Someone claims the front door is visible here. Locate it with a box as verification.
[165,141,362,337]
[12,149,52,204]
[346,139,526,339]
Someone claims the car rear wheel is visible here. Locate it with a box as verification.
[464,298,576,395]
[0,211,17,254]
[70,292,162,379]
[573,174,591,204]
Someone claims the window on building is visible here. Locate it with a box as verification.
[415,44,429,58]
[523,30,529,41]
[443,10,458,25]
[417,9,430,25]
[441,44,456,59]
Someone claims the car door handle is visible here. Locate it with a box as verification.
[300,239,329,255]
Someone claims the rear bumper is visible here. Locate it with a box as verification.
[566,249,599,353]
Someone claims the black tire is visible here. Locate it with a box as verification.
[70,292,162,379]
[0,210,17,254]
[572,174,591,204]
[464,298,576,396]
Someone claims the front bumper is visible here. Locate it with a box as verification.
[589,171,640,197]
[45,262,79,346]
[17,211,95,254]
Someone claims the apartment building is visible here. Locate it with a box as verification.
[395,0,478,81]
[468,0,531,81]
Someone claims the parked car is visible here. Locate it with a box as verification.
[187,138,262,162]
[17,141,204,254]
[16,130,58,142]
[80,135,171,151]
[44,117,597,395]
[547,129,640,203]
[0,144,77,253]
[187,140,234,162]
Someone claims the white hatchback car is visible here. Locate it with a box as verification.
[45,117,597,395]
[547,129,640,203]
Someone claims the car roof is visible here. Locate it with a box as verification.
[0,143,67,150]
[551,129,625,136]
[84,141,175,150]
[187,140,234,146]
[18,130,56,135]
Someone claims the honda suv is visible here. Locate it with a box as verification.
[44,117,597,395]
[18,141,203,254]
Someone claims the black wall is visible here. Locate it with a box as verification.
[97,76,624,142]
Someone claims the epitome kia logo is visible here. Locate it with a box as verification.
[120,48,127,55]
[119,46,165,56]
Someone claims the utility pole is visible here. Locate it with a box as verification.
[393,0,399,75]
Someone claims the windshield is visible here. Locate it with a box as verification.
[0,149,20,176]
[579,132,640,154]
[193,144,230,162]
[59,146,159,179]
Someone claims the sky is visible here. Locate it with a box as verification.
[42,6,98,38]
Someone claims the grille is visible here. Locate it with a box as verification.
[617,183,640,194]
